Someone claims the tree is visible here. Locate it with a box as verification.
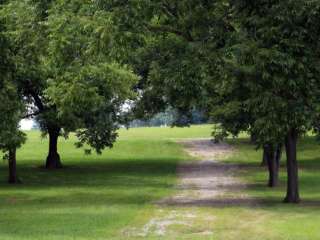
[221,0,320,202]
[103,0,320,203]
[209,64,283,188]
[95,1,231,126]
[0,83,26,183]
[1,0,61,168]
[0,15,26,183]
[1,0,138,168]
[105,0,283,189]
[45,0,138,154]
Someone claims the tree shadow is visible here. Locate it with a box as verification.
[159,196,320,208]
[1,137,320,212]
[0,158,179,189]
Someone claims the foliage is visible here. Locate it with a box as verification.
[212,1,320,145]
[95,0,231,125]
[0,83,26,153]
[1,0,139,155]
[0,13,25,155]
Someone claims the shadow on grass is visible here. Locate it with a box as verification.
[0,157,182,213]
[0,158,178,187]
[160,196,320,208]
[1,137,320,210]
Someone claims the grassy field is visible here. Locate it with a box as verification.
[1,124,320,240]
[217,137,320,240]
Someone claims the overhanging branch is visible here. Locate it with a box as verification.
[22,110,41,119]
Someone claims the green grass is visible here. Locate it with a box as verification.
[0,125,212,240]
[1,124,320,240]
[208,137,320,240]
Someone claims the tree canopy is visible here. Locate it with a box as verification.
[0,14,26,183]
[1,0,138,168]
[96,0,320,203]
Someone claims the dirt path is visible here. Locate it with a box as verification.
[123,139,253,238]
[159,140,242,206]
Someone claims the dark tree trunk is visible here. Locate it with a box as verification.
[250,133,257,144]
[284,129,300,203]
[265,144,279,187]
[275,144,282,167]
[261,146,268,166]
[45,126,62,169]
[8,148,18,184]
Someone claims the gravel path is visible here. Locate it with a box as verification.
[158,140,251,207]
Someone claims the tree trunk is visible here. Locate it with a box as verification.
[275,144,282,167]
[8,148,18,184]
[265,144,279,187]
[261,146,268,166]
[284,129,300,203]
[45,126,62,169]
[250,133,257,144]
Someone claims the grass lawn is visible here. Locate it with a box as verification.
[1,124,320,240]
[212,137,320,240]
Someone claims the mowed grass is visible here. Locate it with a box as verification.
[0,125,211,240]
[1,124,320,240]
[208,137,320,240]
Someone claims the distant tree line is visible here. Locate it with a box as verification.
[130,108,208,128]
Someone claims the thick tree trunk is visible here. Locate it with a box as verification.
[45,126,62,169]
[265,144,279,187]
[284,129,300,203]
[8,148,18,184]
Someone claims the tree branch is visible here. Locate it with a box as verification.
[30,92,45,112]
[147,24,194,42]
[22,110,41,119]
[162,1,179,19]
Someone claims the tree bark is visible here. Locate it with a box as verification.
[250,133,257,144]
[284,128,300,203]
[45,126,62,169]
[275,144,282,167]
[265,144,279,187]
[261,146,268,166]
[8,148,18,184]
